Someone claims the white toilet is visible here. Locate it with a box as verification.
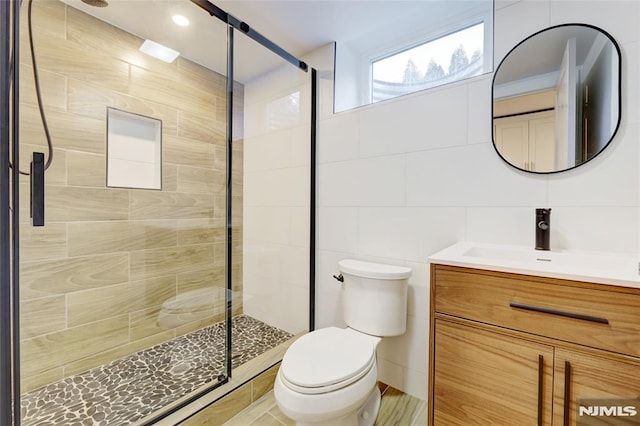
[274,259,411,426]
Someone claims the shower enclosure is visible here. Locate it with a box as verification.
[0,0,316,423]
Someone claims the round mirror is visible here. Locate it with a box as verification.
[492,24,621,173]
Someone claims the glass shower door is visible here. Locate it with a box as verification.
[15,0,231,423]
[231,27,313,353]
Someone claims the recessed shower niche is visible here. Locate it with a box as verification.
[106,108,162,190]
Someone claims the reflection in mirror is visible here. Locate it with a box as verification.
[492,24,621,173]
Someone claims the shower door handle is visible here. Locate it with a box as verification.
[30,152,45,226]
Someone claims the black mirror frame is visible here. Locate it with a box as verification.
[491,23,622,174]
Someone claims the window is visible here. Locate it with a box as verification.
[371,23,485,103]
[333,0,493,113]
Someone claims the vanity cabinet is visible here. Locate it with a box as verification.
[552,348,640,425]
[429,264,640,425]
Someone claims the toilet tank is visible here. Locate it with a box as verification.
[338,259,411,337]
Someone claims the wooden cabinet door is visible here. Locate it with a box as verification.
[432,320,554,425]
[553,348,640,425]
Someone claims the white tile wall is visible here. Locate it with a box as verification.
[242,63,311,336]
[304,0,640,400]
[318,156,407,206]
[358,84,468,157]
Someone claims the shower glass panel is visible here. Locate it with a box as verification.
[232,28,312,345]
[17,1,231,423]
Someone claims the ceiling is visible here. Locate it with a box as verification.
[494,25,601,85]
[61,0,489,83]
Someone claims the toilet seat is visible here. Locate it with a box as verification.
[280,327,376,395]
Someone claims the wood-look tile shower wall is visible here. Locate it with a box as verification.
[17,0,243,392]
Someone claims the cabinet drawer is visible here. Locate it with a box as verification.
[433,265,640,357]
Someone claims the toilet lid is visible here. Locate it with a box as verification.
[281,328,375,393]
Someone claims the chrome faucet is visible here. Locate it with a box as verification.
[535,208,551,251]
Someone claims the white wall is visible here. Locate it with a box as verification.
[310,0,640,400]
[242,65,312,335]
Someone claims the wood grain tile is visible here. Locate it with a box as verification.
[63,329,176,377]
[21,367,64,394]
[66,78,112,120]
[269,405,295,426]
[177,166,225,194]
[66,6,178,80]
[375,386,424,426]
[27,35,130,94]
[20,0,66,47]
[129,306,166,341]
[19,222,67,262]
[20,296,66,339]
[174,312,225,337]
[68,220,177,256]
[67,78,179,135]
[20,103,106,154]
[251,364,279,402]
[177,267,225,293]
[130,65,215,117]
[181,382,252,426]
[67,275,176,327]
[249,413,282,426]
[20,253,129,300]
[20,64,67,111]
[177,219,225,246]
[17,144,66,186]
[46,186,129,221]
[163,134,217,169]
[412,401,428,426]
[163,163,178,192]
[130,244,215,281]
[67,151,106,187]
[47,111,106,155]
[224,390,278,426]
[21,315,129,377]
[177,111,225,146]
[130,190,214,220]
[177,57,226,96]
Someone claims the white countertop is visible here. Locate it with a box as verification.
[428,242,640,289]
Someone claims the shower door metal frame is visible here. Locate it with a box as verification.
[0,0,13,422]
[1,1,21,424]
[145,2,317,423]
[191,0,316,377]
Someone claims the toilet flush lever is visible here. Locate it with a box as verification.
[332,274,344,282]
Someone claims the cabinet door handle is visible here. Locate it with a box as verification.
[509,302,609,324]
[563,361,571,426]
[537,354,544,426]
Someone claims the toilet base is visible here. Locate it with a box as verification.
[294,387,381,426]
[357,386,381,426]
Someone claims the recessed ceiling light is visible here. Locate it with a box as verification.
[139,39,180,63]
[172,14,190,27]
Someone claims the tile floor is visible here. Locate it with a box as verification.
[21,315,292,426]
[224,382,427,426]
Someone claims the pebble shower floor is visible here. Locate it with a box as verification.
[20,315,292,425]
